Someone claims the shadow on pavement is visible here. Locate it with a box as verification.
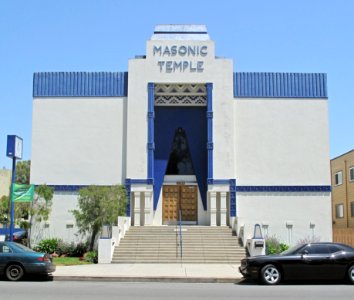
[0,274,54,282]
[236,278,351,286]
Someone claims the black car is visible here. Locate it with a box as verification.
[239,242,354,285]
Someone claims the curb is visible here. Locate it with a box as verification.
[53,276,243,283]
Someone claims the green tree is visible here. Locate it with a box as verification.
[1,160,54,246]
[27,184,54,247]
[72,185,127,251]
[16,160,31,184]
[0,195,29,227]
[0,160,31,226]
[0,185,53,247]
[0,195,9,225]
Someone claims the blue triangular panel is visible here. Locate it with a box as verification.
[154,107,207,210]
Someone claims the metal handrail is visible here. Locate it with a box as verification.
[175,221,178,258]
[179,209,183,259]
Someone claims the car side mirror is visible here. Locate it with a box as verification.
[300,249,309,256]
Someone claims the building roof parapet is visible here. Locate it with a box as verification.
[331,149,354,161]
[151,24,210,41]
[234,72,327,98]
[33,71,328,99]
[33,72,128,97]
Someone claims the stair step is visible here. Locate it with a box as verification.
[112,226,246,264]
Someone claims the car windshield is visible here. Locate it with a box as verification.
[280,244,305,256]
[10,242,35,253]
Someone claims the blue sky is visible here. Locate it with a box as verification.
[1,0,353,168]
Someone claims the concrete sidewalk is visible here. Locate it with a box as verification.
[54,263,243,283]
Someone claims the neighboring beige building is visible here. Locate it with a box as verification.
[0,169,11,198]
[0,169,11,228]
[331,149,354,247]
[331,149,354,228]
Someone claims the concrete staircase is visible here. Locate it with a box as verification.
[112,226,246,263]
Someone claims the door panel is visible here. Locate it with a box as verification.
[163,185,197,224]
[180,186,197,222]
[163,185,179,223]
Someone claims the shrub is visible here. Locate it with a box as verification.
[279,243,290,252]
[56,240,88,257]
[84,251,98,263]
[56,240,75,256]
[297,235,321,245]
[35,238,59,254]
[266,235,289,255]
[73,242,88,257]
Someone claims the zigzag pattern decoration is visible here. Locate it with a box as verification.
[154,84,207,106]
[155,95,206,106]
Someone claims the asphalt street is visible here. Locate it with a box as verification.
[0,280,353,300]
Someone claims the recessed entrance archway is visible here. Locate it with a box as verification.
[153,84,208,222]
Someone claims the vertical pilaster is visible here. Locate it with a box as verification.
[144,191,153,225]
[210,191,217,226]
[134,192,141,226]
[206,83,213,180]
[147,83,155,180]
[220,192,227,226]
[125,179,131,217]
[230,179,236,217]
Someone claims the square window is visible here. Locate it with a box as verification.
[335,204,344,218]
[350,167,354,182]
[351,202,354,218]
[335,171,343,185]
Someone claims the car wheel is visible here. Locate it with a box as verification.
[6,264,24,281]
[348,265,354,284]
[260,264,281,285]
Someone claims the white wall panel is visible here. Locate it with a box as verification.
[234,99,330,185]
[31,98,127,185]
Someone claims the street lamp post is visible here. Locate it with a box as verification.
[6,135,23,241]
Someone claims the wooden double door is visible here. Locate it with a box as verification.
[163,185,198,224]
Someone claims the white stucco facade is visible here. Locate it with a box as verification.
[31,98,127,185]
[30,25,332,246]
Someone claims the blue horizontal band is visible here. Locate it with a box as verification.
[154,31,208,34]
[46,185,87,192]
[208,179,231,185]
[42,184,330,193]
[125,179,154,185]
[236,185,331,192]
